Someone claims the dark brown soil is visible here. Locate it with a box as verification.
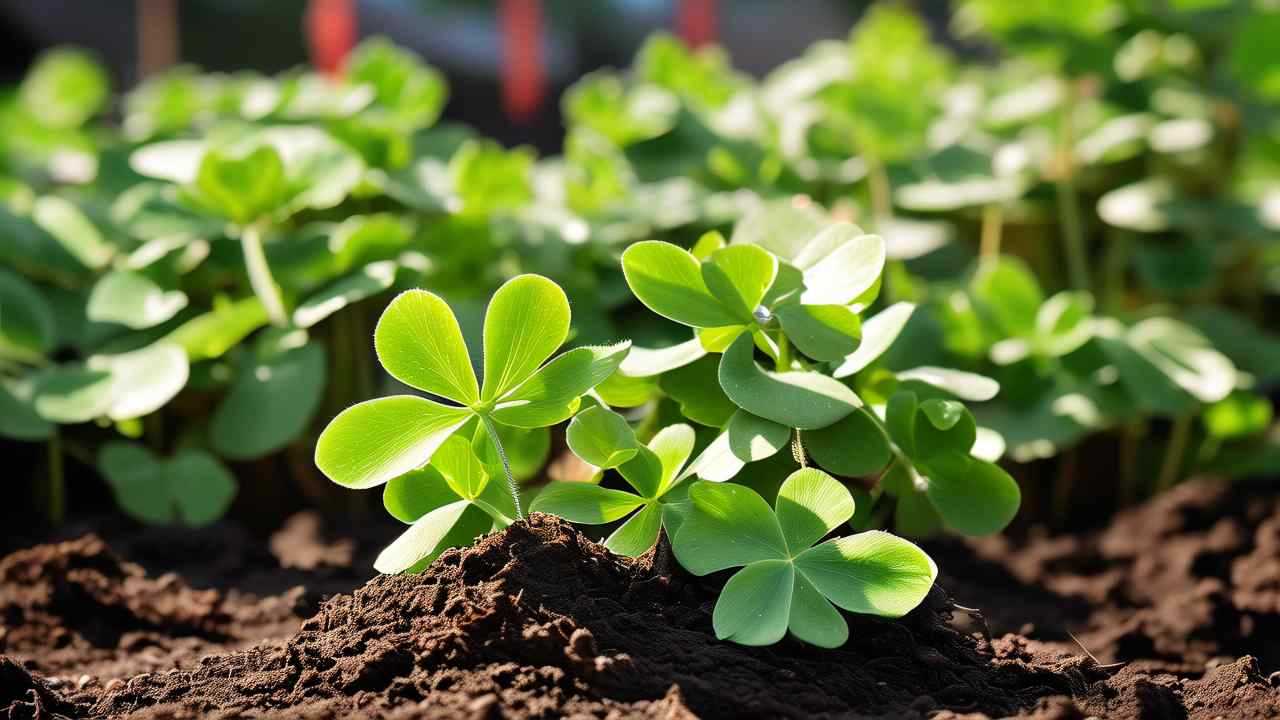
[2,480,1279,719]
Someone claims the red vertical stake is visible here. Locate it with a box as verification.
[677,0,718,48]
[500,0,546,123]
[307,0,357,78]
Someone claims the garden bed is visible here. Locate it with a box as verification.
[3,478,1278,720]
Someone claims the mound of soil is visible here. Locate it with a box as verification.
[1,481,1278,719]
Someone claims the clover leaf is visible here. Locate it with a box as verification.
[672,469,936,647]
[531,408,696,556]
[315,274,630,521]
[98,442,236,527]
[376,434,515,573]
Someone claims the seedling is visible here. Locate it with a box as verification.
[672,468,936,647]
[314,274,629,519]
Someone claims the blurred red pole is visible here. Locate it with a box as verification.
[500,0,546,124]
[307,0,357,77]
[678,0,717,48]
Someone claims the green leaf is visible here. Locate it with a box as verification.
[833,303,915,378]
[647,423,696,496]
[529,481,645,523]
[374,500,488,574]
[672,481,788,574]
[1204,392,1273,440]
[658,355,738,427]
[328,215,413,273]
[490,341,630,428]
[383,466,461,523]
[920,453,1020,536]
[99,443,236,527]
[685,410,789,483]
[799,226,885,306]
[1128,318,1235,405]
[897,367,1000,402]
[86,343,189,421]
[712,560,794,646]
[730,200,828,261]
[314,396,471,489]
[971,257,1043,337]
[618,446,664,499]
[622,241,741,329]
[374,289,479,404]
[210,332,326,460]
[794,531,936,617]
[472,423,549,484]
[567,406,639,469]
[32,196,115,270]
[775,304,861,362]
[618,338,706,377]
[1096,332,1193,416]
[164,296,269,361]
[0,267,56,362]
[32,367,114,423]
[700,245,778,322]
[718,333,861,430]
[347,37,448,125]
[188,146,290,224]
[431,434,490,499]
[481,274,571,402]
[914,399,977,460]
[885,391,920,457]
[0,380,52,440]
[604,502,664,557]
[775,468,855,554]
[449,140,534,216]
[788,570,848,649]
[20,49,109,128]
[293,261,396,328]
[806,408,893,477]
[87,271,188,330]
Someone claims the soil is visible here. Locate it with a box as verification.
[2,479,1278,719]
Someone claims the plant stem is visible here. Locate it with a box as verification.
[979,203,1004,266]
[1052,448,1077,528]
[241,222,288,327]
[47,431,64,526]
[1055,88,1090,293]
[482,415,523,521]
[1102,228,1133,314]
[775,332,791,372]
[866,155,893,224]
[792,430,807,468]
[1118,419,1145,507]
[1156,414,1193,494]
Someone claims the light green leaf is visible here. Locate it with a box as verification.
[700,245,778,322]
[833,302,916,378]
[374,500,477,574]
[775,468,855,554]
[432,434,489,499]
[788,571,848,649]
[913,399,977,460]
[1096,332,1193,416]
[20,49,109,128]
[374,289,479,405]
[685,410,789,483]
[293,261,396,328]
[86,271,188,329]
[529,481,645,523]
[604,502,664,557]
[490,341,630,428]
[1204,392,1273,439]
[806,408,893,477]
[33,367,114,423]
[672,481,788,575]
[660,355,739,427]
[618,446,664,499]
[622,241,741,329]
[187,146,290,224]
[32,196,114,270]
[618,337,706,377]
[566,406,639,469]
[800,229,885,306]
[718,333,861,430]
[86,343,189,421]
[648,423,696,495]
[885,391,919,457]
[920,453,1021,536]
[382,466,461,523]
[1129,318,1235,405]
[210,334,326,460]
[712,560,794,646]
[794,531,936,617]
[164,296,269,361]
[775,304,861,362]
[314,395,471,489]
[481,274,571,401]
[971,257,1043,337]
[730,201,828,261]
[897,366,999,402]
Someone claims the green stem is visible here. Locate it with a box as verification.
[866,155,893,224]
[1055,89,1090,293]
[979,204,1004,266]
[1156,414,1193,494]
[1102,228,1133,314]
[792,430,807,468]
[775,332,791,372]
[47,431,64,526]
[481,415,523,521]
[241,222,288,327]
[1118,419,1145,507]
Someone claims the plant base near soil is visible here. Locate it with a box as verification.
[2,482,1279,719]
